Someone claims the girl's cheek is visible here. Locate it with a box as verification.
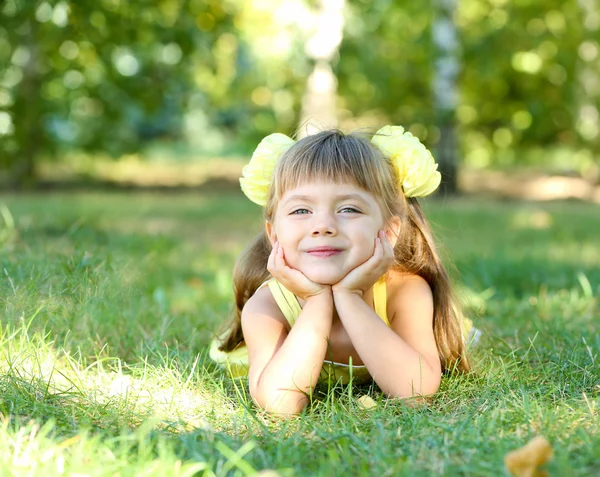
[353,247,373,266]
[284,252,301,268]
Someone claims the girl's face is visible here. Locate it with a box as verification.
[266,180,397,285]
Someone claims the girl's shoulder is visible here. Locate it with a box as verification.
[384,270,434,322]
[385,269,432,295]
[241,283,290,331]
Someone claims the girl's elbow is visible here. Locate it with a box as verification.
[383,386,438,400]
[382,374,441,399]
[249,371,310,415]
[251,389,309,415]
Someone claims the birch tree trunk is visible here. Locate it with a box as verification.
[576,0,600,191]
[298,0,345,138]
[432,0,460,195]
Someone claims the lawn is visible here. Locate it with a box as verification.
[0,190,598,476]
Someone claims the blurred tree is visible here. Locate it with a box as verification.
[339,0,598,175]
[213,0,309,143]
[298,0,345,137]
[0,0,309,185]
[337,1,436,143]
[576,0,600,184]
[457,0,596,172]
[432,0,460,195]
[0,0,597,187]
[1,0,204,185]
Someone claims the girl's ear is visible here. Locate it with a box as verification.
[265,221,277,245]
[385,217,402,246]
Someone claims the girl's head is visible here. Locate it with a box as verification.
[263,130,402,284]
[223,127,469,373]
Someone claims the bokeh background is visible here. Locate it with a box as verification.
[1,0,599,197]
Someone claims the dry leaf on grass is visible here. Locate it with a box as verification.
[504,436,554,477]
[357,395,377,409]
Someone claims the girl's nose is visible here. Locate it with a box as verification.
[311,213,337,236]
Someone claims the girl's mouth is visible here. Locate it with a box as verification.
[306,248,342,257]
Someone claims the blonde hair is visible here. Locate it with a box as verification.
[219,129,470,373]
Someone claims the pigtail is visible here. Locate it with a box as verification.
[218,232,271,352]
[394,197,470,373]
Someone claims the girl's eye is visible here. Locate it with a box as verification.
[290,208,310,215]
[340,207,360,213]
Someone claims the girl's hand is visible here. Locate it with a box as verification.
[267,242,331,301]
[332,230,395,297]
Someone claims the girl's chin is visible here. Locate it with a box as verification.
[302,269,346,286]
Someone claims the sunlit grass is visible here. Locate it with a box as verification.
[0,191,598,476]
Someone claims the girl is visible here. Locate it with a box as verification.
[210,126,473,414]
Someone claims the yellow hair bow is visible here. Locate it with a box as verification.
[371,125,441,198]
[239,133,296,206]
[239,126,441,206]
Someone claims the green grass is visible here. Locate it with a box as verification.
[0,191,598,476]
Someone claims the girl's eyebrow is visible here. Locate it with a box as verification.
[335,193,369,203]
[281,194,313,207]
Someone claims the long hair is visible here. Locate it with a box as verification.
[219,129,470,373]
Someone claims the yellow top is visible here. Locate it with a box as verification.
[209,277,390,385]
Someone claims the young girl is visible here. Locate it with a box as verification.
[210,126,473,414]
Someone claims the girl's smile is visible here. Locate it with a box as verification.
[266,181,389,284]
[305,247,343,258]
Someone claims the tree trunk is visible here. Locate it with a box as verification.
[12,20,41,188]
[298,0,345,138]
[576,0,600,192]
[432,0,460,196]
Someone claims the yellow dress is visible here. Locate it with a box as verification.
[209,278,476,385]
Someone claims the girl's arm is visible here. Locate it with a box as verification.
[330,230,441,397]
[242,287,333,414]
[333,275,441,398]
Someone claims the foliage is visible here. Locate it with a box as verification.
[0,0,308,183]
[339,1,435,132]
[339,0,599,173]
[0,190,598,475]
[0,0,599,184]
[457,0,596,171]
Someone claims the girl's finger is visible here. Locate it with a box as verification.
[279,248,302,284]
[271,243,283,274]
[356,237,381,276]
[378,231,392,259]
[374,234,392,275]
[382,233,394,259]
[275,243,286,271]
[374,236,383,260]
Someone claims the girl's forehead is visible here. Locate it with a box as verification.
[280,179,371,197]
[276,180,382,209]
